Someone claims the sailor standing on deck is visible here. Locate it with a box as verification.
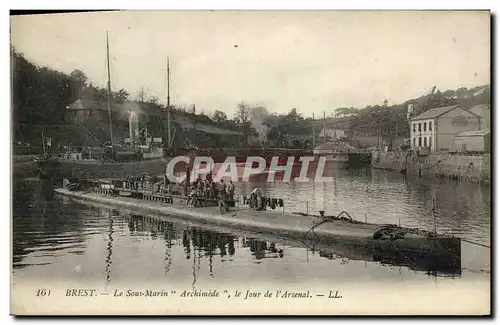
[218,180,226,199]
[186,165,191,185]
[250,187,265,210]
[228,180,235,201]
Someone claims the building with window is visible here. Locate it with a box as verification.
[410,105,481,153]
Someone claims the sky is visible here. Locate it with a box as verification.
[10,10,490,117]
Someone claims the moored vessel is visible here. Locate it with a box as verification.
[54,176,461,268]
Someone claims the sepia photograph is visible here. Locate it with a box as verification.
[9,10,491,315]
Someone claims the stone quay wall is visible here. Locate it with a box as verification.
[371,151,490,185]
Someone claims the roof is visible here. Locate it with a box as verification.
[411,105,481,121]
[455,129,490,137]
[411,105,464,121]
[67,99,162,115]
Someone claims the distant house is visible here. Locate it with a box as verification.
[410,105,481,153]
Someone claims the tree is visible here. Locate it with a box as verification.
[456,87,468,99]
[69,69,88,99]
[334,107,348,118]
[235,102,251,124]
[112,88,129,103]
[148,96,159,105]
[250,106,269,120]
[334,107,357,119]
[212,110,227,125]
[287,108,301,121]
[137,86,146,102]
[443,89,455,98]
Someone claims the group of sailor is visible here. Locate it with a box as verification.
[122,174,162,192]
[118,168,283,212]
[121,169,236,208]
[181,170,235,207]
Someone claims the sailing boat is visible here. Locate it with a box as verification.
[36,32,174,180]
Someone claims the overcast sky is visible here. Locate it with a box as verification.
[10,10,490,117]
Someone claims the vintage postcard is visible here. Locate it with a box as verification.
[10,10,491,315]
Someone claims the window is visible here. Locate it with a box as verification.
[413,138,416,147]
[424,137,427,147]
[418,137,422,146]
[429,121,432,131]
[429,136,432,149]
[413,123,416,132]
[418,123,421,132]
[423,122,427,132]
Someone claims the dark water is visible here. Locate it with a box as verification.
[12,168,490,290]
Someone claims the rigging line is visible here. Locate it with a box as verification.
[388,240,418,270]
[73,120,105,145]
[459,238,490,249]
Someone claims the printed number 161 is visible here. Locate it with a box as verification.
[36,289,51,296]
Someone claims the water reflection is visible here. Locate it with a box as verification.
[12,179,87,269]
[313,237,459,277]
[164,222,174,275]
[104,209,114,286]
[127,212,461,278]
[243,238,284,261]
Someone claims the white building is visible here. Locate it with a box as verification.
[410,105,481,153]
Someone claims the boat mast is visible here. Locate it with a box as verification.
[312,113,316,149]
[106,32,114,156]
[167,57,172,148]
[41,131,46,155]
[323,111,326,144]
